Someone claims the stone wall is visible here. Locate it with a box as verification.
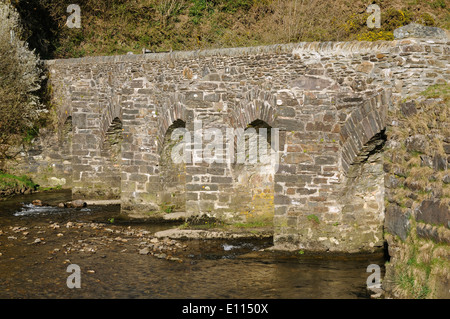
[383,93,449,298]
[15,34,448,253]
[8,118,72,190]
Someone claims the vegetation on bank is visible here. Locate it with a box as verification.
[385,220,449,299]
[384,83,450,298]
[8,0,450,59]
[0,171,38,197]
[0,1,49,171]
[385,84,450,207]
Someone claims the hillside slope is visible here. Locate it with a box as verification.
[11,0,450,59]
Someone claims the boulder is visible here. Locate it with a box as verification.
[66,200,87,208]
[32,199,49,206]
[415,199,449,228]
[394,23,449,40]
[385,204,411,241]
[432,153,447,171]
[32,199,43,206]
[405,134,428,154]
[400,100,417,117]
[443,175,450,184]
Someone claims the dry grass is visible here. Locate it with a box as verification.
[13,0,450,58]
[390,220,450,299]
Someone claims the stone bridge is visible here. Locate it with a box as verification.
[35,36,448,252]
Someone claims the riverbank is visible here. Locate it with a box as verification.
[0,172,38,199]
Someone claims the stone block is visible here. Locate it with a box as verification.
[385,204,411,241]
[314,155,337,165]
[394,23,449,40]
[400,100,417,117]
[415,199,449,228]
[405,134,428,153]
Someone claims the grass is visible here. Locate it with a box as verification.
[307,214,320,224]
[14,0,450,60]
[384,83,450,299]
[179,216,273,231]
[229,220,272,228]
[0,172,37,190]
[420,83,450,99]
[385,83,450,206]
[387,215,450,298]
[37,185,62,192]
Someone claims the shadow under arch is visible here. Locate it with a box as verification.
[99,116,123,199]
[157,118,187,213]
[230,118,276,224]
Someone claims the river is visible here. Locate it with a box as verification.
[0,190,385,299]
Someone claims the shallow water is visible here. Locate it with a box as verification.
[0,190,385,299]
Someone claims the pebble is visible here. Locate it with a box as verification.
[167,257,183,262]
[139,248,149,255]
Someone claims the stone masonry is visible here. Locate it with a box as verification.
[33,35,449,253]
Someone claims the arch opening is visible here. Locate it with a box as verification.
[100,117,123,199]
[232,119,276,224]
[158,119,187,213]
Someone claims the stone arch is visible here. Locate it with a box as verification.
[229,87,277,130]
[157,94,188,154]
[98,116,123,199]
[339,91,389,174]
[231,118,276,223]
[157,118,187,213]
[336,91,389,251]
[101,117,123,166]
[100,98,122,149]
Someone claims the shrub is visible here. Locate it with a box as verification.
[0,1,43,169]
[357,30,394,41]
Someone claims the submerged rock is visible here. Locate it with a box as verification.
[65,200,87,208]
[32,200,48,206]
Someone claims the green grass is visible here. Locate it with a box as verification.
[178,218,272,230]
[0,172,37,190]
[419,83,450,99]
[307,214,320,224]
[230,220,272,228]
[37,185,62,192]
